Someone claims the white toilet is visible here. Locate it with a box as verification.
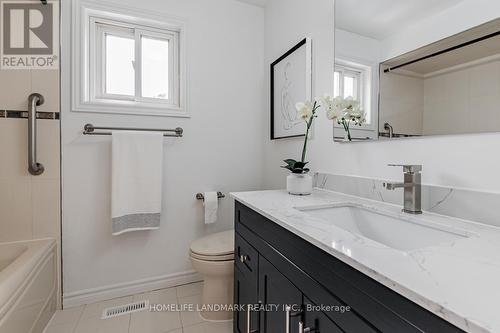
[190,230,234,321]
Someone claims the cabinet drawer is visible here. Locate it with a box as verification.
[235,232,258,280]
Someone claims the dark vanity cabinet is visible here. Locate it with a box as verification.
[233,201,465,333]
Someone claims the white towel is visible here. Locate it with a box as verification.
[111,131,163,235]
[203,192,218,224]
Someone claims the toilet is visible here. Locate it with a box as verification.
[190,230,234,321]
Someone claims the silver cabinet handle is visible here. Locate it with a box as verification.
[285,305,304,333]
[247,305,259,333]
[299,321,313,333]
[28,93,44,176]
[240,255,249,263]
[285,305,291,333]
[247,306,252,333]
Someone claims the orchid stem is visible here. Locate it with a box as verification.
[300,102,317,164]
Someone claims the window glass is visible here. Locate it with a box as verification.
[334,71,340,97]
[344,75,355,98]
[141,36,170,99]
[105,34,135,96]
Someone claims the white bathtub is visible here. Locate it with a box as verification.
[0,239,57,333]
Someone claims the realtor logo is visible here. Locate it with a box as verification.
[1,0,59,69]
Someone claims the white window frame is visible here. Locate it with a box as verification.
[72,0,187,117]
[334,58,376,131]
[334,66,362,101]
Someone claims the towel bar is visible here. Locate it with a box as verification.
[196,192,225,201]
[83,123,183,137]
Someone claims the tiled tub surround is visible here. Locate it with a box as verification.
[0,65,60,242]
[0,118,61,242]
[231,189,500,333]
[0,66,61,309]
[314,173,500,228]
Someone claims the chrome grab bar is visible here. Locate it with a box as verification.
[28,93,45,176]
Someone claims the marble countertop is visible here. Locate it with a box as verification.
[231,189,500,333]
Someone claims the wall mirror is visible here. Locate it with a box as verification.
[334,0,500,142]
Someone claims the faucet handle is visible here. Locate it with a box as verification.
[388,164,422,174]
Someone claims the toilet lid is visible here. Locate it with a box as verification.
[190,230,234,256]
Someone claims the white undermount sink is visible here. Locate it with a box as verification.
[296,204,470,251]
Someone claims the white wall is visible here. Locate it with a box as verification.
[262,0,335,189]
[61,0,265,305]
[335,29,380,63]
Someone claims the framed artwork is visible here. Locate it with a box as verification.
[270,38,312,140]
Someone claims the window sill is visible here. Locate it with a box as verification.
[72,99,189,118]
[334,124,376,132]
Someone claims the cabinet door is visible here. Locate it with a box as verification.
[234,266,259,333]
[259,256,302,333]
[302,296,345,333]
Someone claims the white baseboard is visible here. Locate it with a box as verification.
[63,270,202,308]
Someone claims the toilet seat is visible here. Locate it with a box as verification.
[190,230,234,262]
[190,251,234,262]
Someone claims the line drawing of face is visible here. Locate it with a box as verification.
[280,62,300,130]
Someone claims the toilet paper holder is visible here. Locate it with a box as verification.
[196,192,225,201]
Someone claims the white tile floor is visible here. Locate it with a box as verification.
[43,282,233,333]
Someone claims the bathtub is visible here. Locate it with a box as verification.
[0,238,57,333]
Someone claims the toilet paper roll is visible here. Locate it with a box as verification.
[203,192,218,224]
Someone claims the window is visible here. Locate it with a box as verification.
[73,2,186,116]
[334,61,373,124]
[94,21,178,105]
[334,65,361,100]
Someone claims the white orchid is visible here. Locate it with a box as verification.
[295,101,315,121]
[283,100,320,174]
[319,95,366,141]
[320,95,344,120]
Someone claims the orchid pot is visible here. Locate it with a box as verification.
[286,172,313,195]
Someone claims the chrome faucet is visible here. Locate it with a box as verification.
[383,164,422,214]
